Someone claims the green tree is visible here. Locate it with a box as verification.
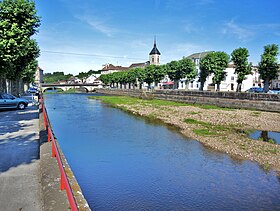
[99,74,110,86]
[0,0,40,94]
[143,65,155,88]
[153,65,166,85]
[199,52,229,91]
[231,48,252,92]
[199,55,213,91]
[134,67,145,89]
[178,58,197,89]
[258,44,279,92]
[166,60,180,89]
[43,72,73,83]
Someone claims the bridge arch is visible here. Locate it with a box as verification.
[42,87,66,92]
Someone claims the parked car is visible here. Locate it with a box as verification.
[0,93,29,110]
[27,87,38,94]
[246,87,264,93]
[268,90,280,94]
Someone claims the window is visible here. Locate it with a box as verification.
[1,94,14,99]
[152,58,154,62]
[181,81,183,88]
[157,58,159,63]
[231,76,234,81]
[197,84,199,88]
[190,81,194,88]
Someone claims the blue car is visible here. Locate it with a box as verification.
[0,93,29,110]
[27,87,38,93]
[246,87,264,93]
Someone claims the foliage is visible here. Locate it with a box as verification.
[99,74,111,85]
[89,96,187,107]
[166,60,180,81]
[76,70,101,81]
[231,48,252,92]
[152,65,166,84]
[178,57,197,84]
[199,55,213,91]
[166,59,196,89]
[43,72,73,83]
[199,52,229,91]
[0,0,40,83]
[258,44,279,92]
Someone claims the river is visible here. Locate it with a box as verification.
[44,93,280,210]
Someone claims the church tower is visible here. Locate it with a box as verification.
[149,37,161,65]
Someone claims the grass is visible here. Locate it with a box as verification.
[193,129,218,136]
[89,96,187,107]
[188,111,202,115]
[183,118,229,136]
[89,95,235,110]
[250,111,261,117]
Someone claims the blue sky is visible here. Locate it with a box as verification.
[34,0,280,75]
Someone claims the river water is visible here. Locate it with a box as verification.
[44,93,280,210]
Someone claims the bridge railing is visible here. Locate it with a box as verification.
[41,97,78,211]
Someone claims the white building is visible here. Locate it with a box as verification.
[100,63,128,75]
[85,74,101,84]
[217,65,260,92]
[177,51,213,90]
[176,52,261,92]
[271,71,280,89]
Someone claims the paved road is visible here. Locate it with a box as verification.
[0,106,42,211]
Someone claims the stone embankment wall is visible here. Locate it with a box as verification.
[96,88,280,112]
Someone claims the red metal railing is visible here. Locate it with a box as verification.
[41,97,78,211]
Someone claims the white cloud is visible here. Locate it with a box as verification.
[76,15,117,37]
[222,20,254,41]
[222,20,280,42]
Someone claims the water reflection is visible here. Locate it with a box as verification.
[250,130,280,144]
[44,94,280,210]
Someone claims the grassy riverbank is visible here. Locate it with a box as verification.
[89,95,280,173]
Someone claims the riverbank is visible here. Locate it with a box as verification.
[89,96,280,174]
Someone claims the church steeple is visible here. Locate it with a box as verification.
[149,36,161,65]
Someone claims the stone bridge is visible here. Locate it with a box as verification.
[41,83,100,92]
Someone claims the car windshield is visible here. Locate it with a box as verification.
[1,93,15,99]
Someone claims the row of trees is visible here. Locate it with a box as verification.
[200,44,279,92]
[100,44,279,92]
[100,57,197,89]
[43,70,102,83]
[0,0,40,95]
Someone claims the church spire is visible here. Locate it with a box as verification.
[149,36,161,65]
[149,36,161,55]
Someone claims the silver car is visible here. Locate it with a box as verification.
[0,93,29,110]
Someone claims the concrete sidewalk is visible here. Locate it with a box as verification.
[0,106,42,211]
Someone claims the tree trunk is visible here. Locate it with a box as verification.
[236,83,242,92]
[261,131,269,142]
[199,80,205,91]
[11,79,20,96]
[0,76,7,93]
[185,81,189,90]
[216,83,220,91]
[264,78,270,93]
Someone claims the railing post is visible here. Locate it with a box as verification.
[52,141,56,157]
[60,174,66,190]
[47,127,51,142]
